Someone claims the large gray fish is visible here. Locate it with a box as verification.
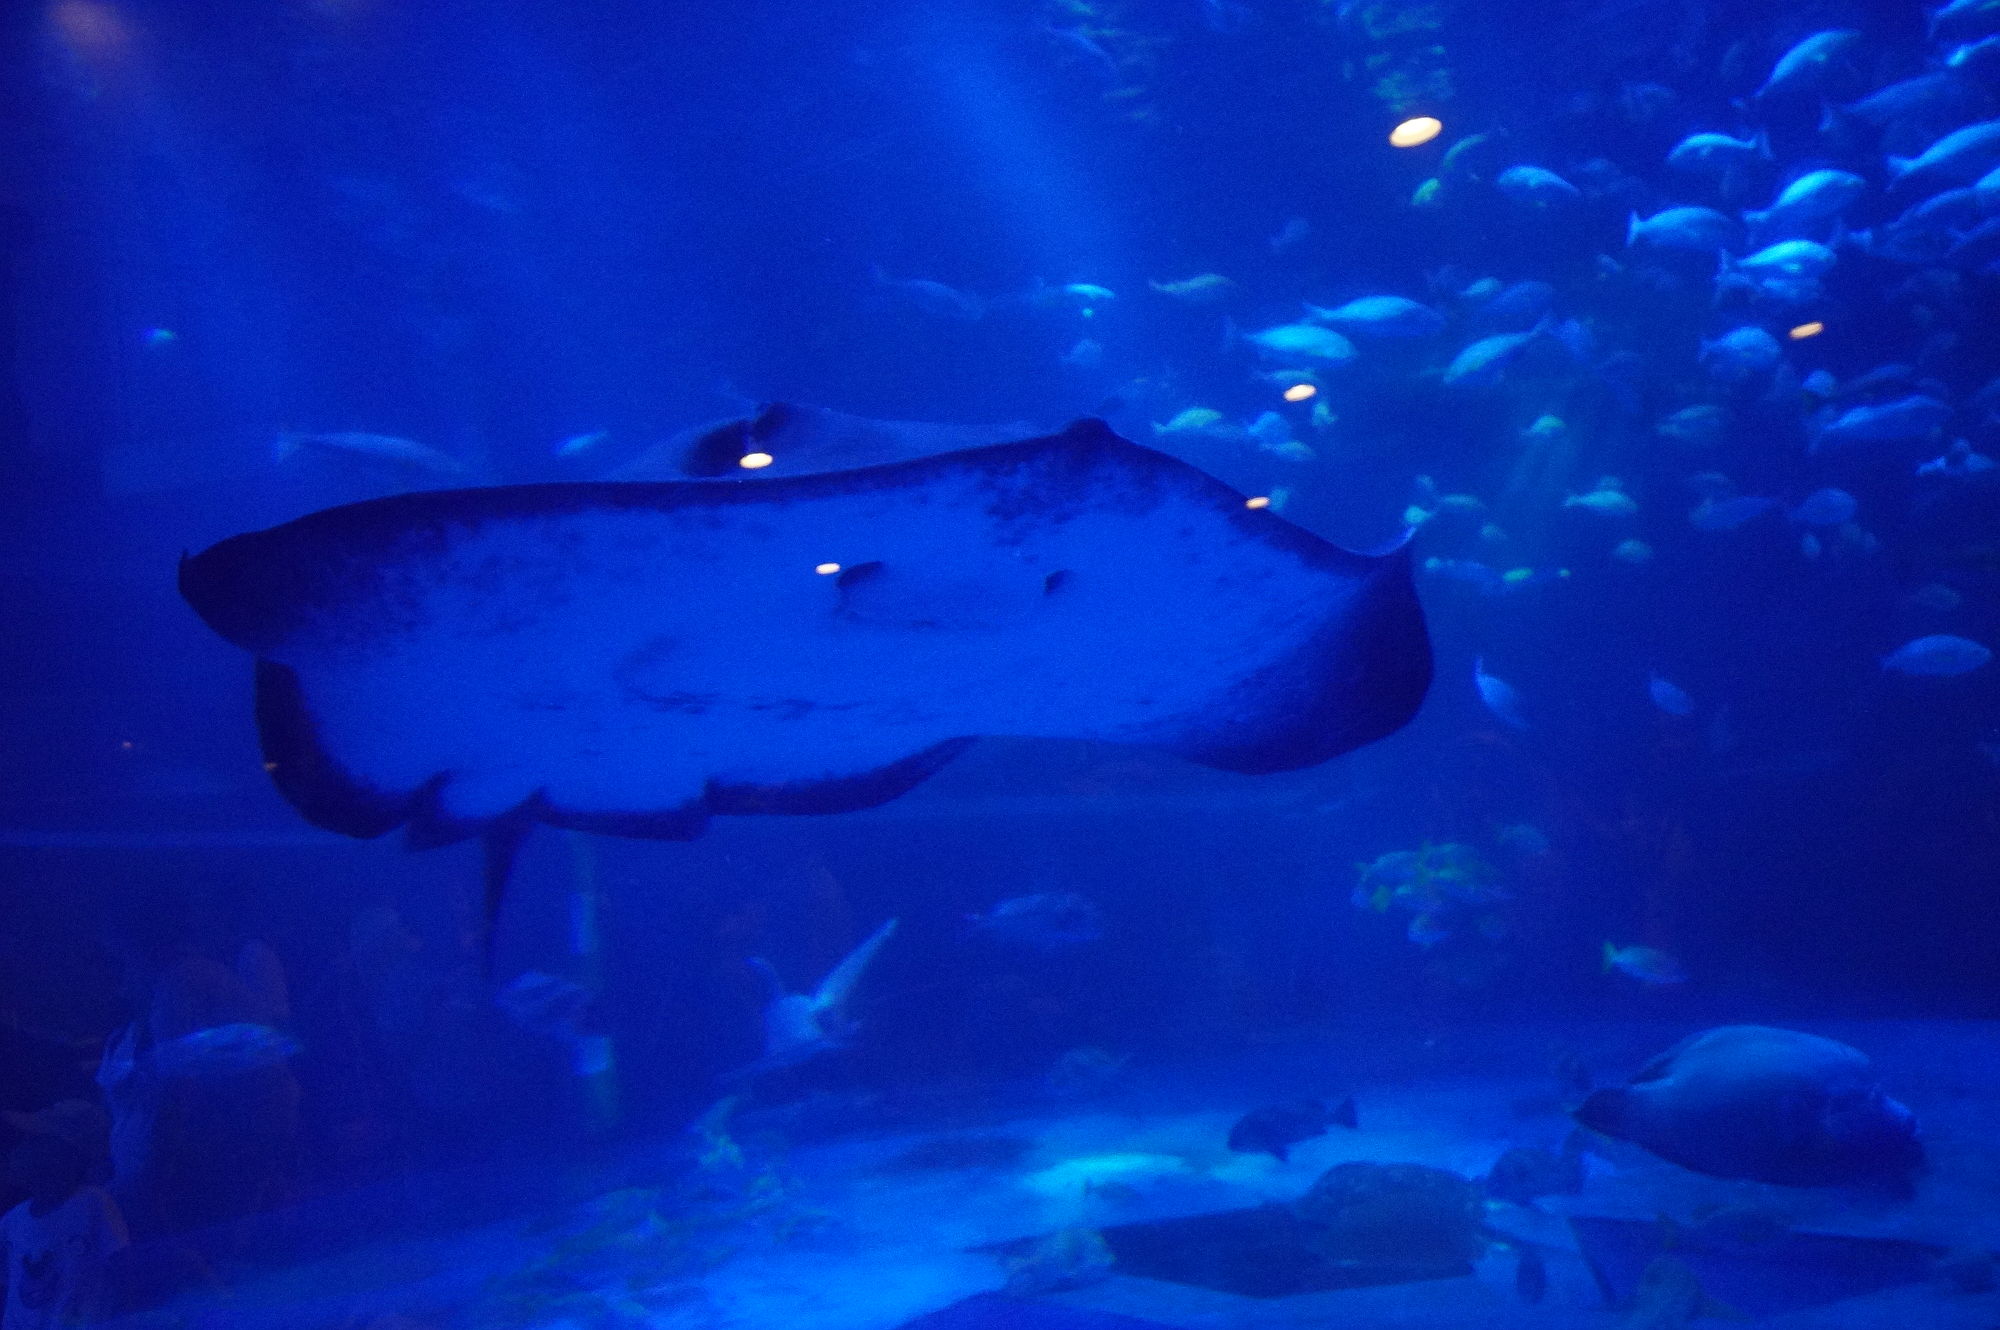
[181,420,1432,931]
[1574,1026,1922,1188]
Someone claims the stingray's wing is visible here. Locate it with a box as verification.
[612,402,1037,480]
[180,420,1430,850]
[811,917,898,1015]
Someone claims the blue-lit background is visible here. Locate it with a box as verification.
[2,0,1998,1324]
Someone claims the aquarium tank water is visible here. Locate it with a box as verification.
[1,0,1998,1326]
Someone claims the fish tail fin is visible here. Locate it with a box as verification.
[1625,211,1641,247]
[1331,1095,1359,1129]
[1220,315,1241,353]
[814,918,898,1012]
[1886,155,1915,181]
[1601,940,1618,972]
[1753,127,1772,160]
[272,431,303,464]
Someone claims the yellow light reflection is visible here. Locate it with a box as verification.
[1788,321,1824,340]
[1282,383,1317,402]
[739,451,774,469]
[1244,496,1271,510]
[814,562,841,575]
[1390,117,1443,148]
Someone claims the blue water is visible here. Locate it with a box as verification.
[2,0,1999,1325]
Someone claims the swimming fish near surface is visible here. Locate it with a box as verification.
[180,420,1432,937]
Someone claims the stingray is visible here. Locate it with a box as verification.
[180,418,1430,931]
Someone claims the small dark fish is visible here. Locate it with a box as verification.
[1227,1096,1357,1162]
[1515,1245,1548,1303]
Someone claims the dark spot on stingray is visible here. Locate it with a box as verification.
[877,1134,1036,1174]
[1043,570,1071,595]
